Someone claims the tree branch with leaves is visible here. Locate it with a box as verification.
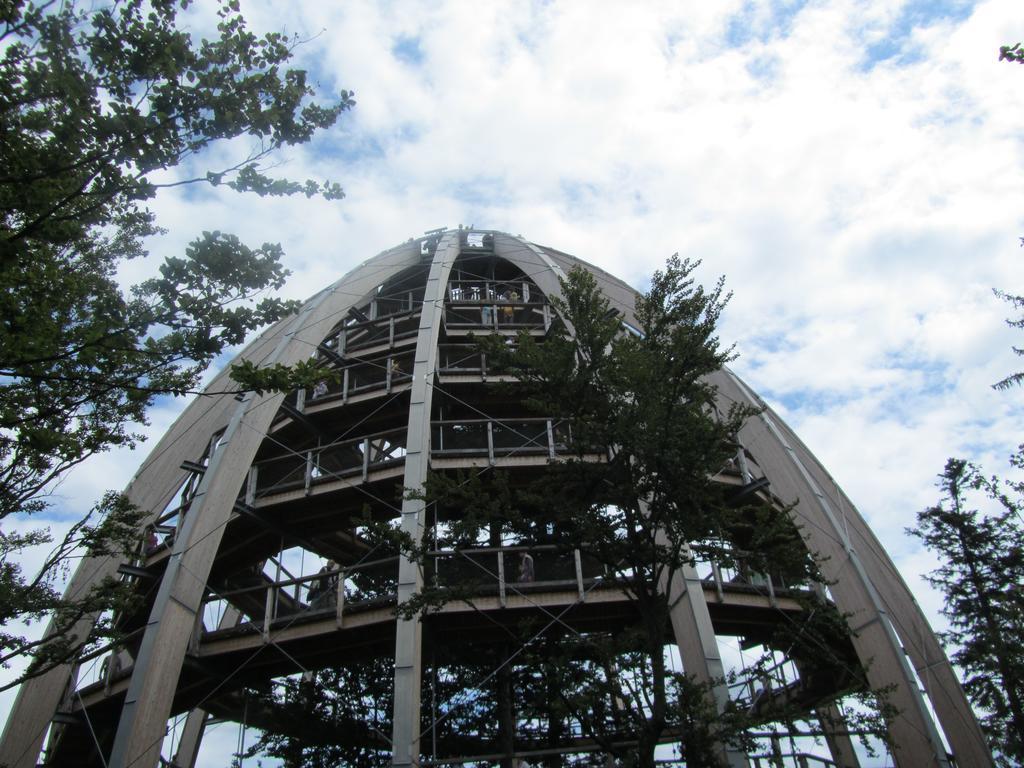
[0,0,350,685]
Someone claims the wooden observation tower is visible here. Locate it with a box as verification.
[0,229,989,767]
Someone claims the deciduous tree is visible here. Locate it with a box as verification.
[0,0,350,684]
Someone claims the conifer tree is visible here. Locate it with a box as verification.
[400,260,858,767]
[237,259,891,767]
[911,457,1024,766]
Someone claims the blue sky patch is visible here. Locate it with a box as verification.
[745,54,779,84]
[764,387,855,415]
[883,354,953,397]
[558,179,602,218]
[448,176,511,207]
[725,0,808,49]
[860,0,974,71]
[391,35,425,66]
[746,330,801,355]
[319,128,388,166]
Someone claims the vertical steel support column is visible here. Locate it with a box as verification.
[169,710,208,768]
[725,371,955,768]
[498,552,507,608]
[391,231,459,767]
[245,465,258,506]
[574,549,585,601]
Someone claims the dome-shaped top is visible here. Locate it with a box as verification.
[0,228,986,768]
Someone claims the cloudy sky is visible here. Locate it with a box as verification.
[174,0,1024,621]
[5,0,1024,762]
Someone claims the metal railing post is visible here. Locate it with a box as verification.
[304,450,313,495]
[547,420,556,459]
[262,586,274,643]
[498,552,506,608]
[487,421,495,465]
[245,465,258,506]
[336,571,345,629]
[575,549,585,601]
[362,438,370,482]
[711,561,725,602]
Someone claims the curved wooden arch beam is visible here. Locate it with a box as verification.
[0,313,295,768]
[750,389,990,767]
[167,606,243,768]
[532,241,644,322]
[106,244,422,768]
[501,234,569,286]
[390,231,460,766]
[720,370,961,768]
[390,231,460,767]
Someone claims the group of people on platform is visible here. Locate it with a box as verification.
[481,288,520,326]
[448,283,523,326]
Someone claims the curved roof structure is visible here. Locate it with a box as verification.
[0,228,988,768]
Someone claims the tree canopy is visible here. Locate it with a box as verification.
[936,56,1024,749]
[999,43,1024,64]
[912,457,1024,766]
[0,0,349,685]
[383,260,875,766]
[218,258,892,767]
[991,238,1024,391]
